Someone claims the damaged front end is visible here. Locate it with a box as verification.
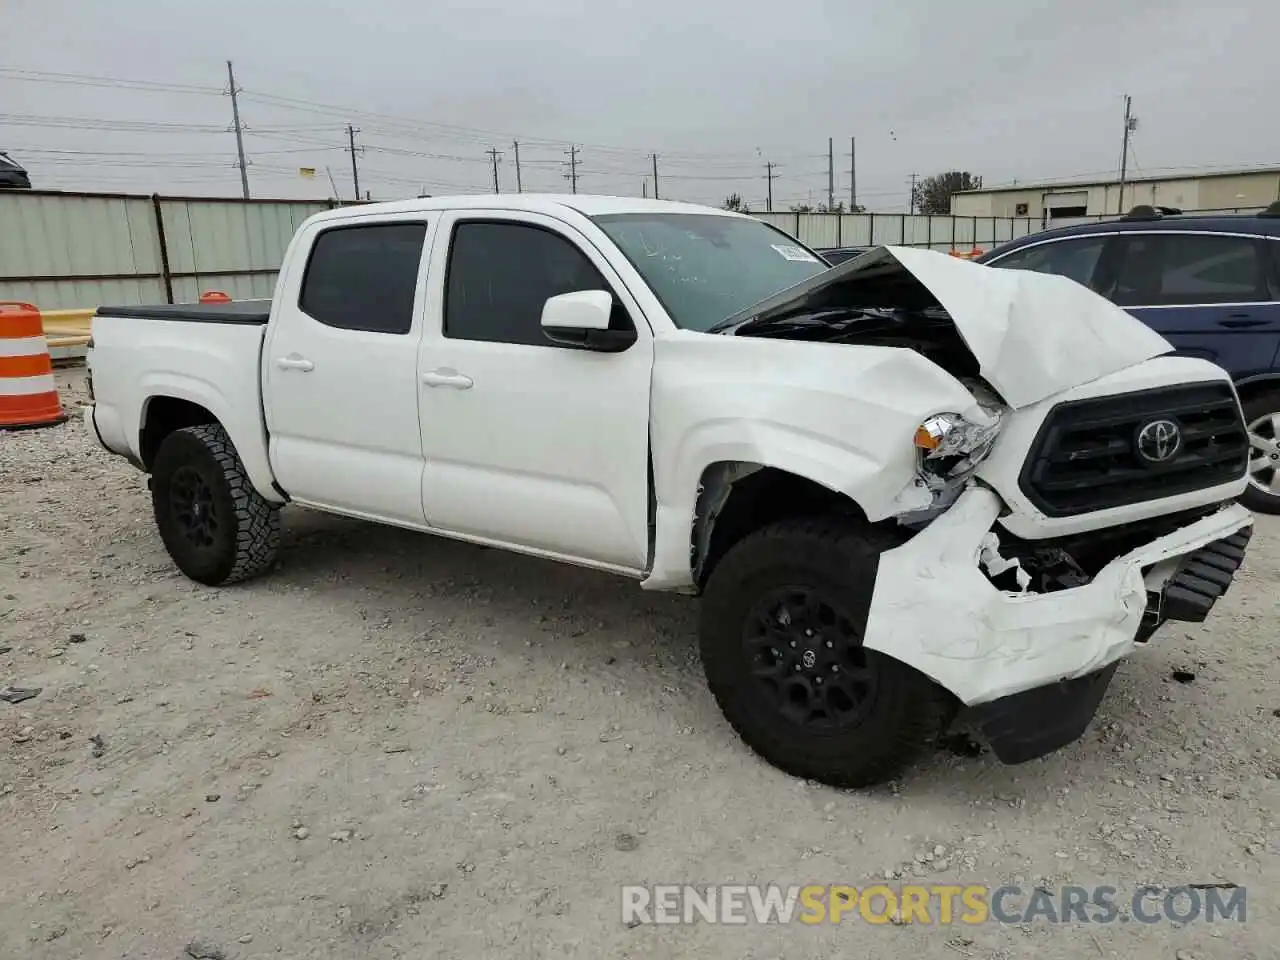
[862,483,1252,761]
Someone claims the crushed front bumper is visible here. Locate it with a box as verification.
[863,486,1252,714]
[969,523,1251,763]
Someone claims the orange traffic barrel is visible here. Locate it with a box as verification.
[199,290,232,303]
[0,302,67,430]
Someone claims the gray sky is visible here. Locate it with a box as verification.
[5,0,1276,211]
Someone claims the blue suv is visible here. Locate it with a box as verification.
[978,203,1280,514]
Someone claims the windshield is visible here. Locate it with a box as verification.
[593,213,829,331]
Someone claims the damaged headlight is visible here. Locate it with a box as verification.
[912,409,1002,481]
[894,383,1007,526]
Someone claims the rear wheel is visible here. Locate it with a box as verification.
[151,423,280,585]
[1242,389,1280,514]
[698,518,952,787]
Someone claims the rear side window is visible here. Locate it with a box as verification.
[1108,233,1268,306]
[299,222,427,333]
[990,236,1107,289]
[444,221,624,347]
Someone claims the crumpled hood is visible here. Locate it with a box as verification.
[730,244,1173,409]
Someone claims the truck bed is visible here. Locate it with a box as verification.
[87,309,277,500]
[96,300,271,325]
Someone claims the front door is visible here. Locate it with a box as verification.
[416,211,654,573]
[263,216,433,527]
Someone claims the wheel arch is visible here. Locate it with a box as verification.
[140,395,218,469]
[1233,373,1280,404]
[691,461,876,590]
[135,374,282,504]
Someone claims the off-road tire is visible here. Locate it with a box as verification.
[151,423,280,586]
[1240,389,1280,515]
[699,518,952,787]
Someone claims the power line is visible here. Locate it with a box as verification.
[0,66,222,95]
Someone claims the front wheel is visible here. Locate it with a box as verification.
[1242,389,1280,514]
[698,518,952,788]
[151,423,280,586]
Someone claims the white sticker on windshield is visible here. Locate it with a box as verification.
[771,243,820,263]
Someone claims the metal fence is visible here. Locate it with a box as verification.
[0,190,335,310]
[754,211,1039,252]
[2,190,1045,311]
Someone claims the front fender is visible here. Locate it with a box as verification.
[643,335,980,591]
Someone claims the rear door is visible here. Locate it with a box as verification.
[1094,230,1280,379]
[263,215,433,527]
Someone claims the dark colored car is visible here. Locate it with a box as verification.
[815,245,873,265]
[977,203,1280,513]
[0,151,31,189]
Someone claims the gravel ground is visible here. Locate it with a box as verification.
[2,368,1278,959]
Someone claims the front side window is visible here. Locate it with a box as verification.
[299,222,427,333]
[445,221,626,347]
[593,213,828,331]
[989,236,1108,289]
[1108,233,1268,306]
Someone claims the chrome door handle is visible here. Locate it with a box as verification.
[421,369,473,389]
[276,356,315,371]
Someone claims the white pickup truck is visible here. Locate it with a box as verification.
[86,195,1253,787]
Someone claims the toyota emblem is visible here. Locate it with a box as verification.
[1136,419,1182,463]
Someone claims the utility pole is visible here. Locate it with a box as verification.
[345,124,363,202]
[651,154,660,200]
[765,161,775,212]
[564,145,580,193]
[1117,94,1138,214]
[849,136,857,211]
[908,172,919,214]
[225,60,250,199]
[486,147,502,194]
[827,137,834,210]
[512,140,522,193]
[642,181,648,199]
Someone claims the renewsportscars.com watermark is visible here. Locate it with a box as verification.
[621,884,1246,926]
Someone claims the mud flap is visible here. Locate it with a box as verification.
[972,661,1119,764]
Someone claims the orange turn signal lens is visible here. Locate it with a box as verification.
[913,425,942,450]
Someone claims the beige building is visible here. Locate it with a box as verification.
[951,167,1280,223]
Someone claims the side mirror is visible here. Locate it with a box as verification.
[541,290,636,353]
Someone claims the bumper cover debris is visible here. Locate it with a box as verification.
[862,486,1253,707]
[973,524,1250,764]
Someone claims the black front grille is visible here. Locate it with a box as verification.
[1020,381,1248,517]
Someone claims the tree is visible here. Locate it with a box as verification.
[723,193,752,214]
[912,171,983,215]
[789,202,814,213]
